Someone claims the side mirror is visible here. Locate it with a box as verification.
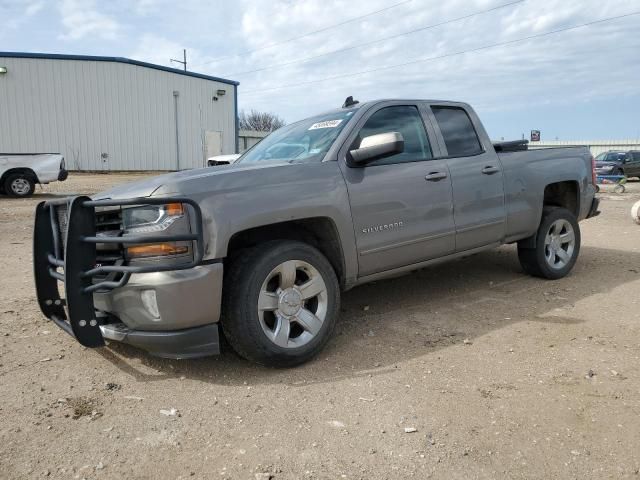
[349,132,404,165]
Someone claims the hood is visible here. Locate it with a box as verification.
[94,173,168,199]
[93,162,289,200]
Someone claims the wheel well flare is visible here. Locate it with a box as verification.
[226,218,345,286]
[543,181,579,216]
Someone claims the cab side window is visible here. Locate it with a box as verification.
[353,106,433,166]
[431,106,483,157]
[605,152,626,162]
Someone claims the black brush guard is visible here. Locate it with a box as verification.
[33,196,205,348]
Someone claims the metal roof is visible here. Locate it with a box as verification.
[0,51,239,86]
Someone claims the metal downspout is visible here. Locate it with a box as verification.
[173,90,180,170]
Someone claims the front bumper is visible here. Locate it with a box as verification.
[94,263,223,331]
[100,322,220,359]
[33,195,220,359]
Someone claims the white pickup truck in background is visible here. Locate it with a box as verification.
[207,153,241,166]
[0,154,68,197]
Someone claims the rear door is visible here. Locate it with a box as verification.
[427,104,506,252]
[338,102,455,277]
[627,151,640,176]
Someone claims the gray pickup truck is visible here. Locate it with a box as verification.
[33,98,600,367]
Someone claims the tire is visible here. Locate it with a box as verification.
[613,168,624,176]
[517,207,581,280]
[5,173,35,197]
[222,240,340,367]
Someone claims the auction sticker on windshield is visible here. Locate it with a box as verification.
[308,119,343,130]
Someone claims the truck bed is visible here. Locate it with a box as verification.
[495,144,594,242]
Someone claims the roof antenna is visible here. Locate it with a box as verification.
[342,96,359,108]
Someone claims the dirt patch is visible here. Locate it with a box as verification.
[67,396,102,420]
[1,174,640,479]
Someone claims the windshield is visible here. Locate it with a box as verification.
[238,109,357,164]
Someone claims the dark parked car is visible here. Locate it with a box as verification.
[594,150,640,178]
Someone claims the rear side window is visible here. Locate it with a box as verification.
[432,106,483,157]
[632,152,640,161]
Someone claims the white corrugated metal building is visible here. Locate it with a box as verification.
[0,52,239,171]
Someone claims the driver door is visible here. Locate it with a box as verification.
[338,103,456,277]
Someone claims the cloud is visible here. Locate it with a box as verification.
[212,0,640,125]
[134,0,161,15]
[58,0,120,41]
[2,0,46,30]
[25,1,44,16]
[3,0,639,137]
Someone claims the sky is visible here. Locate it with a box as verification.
[2,0,640,140]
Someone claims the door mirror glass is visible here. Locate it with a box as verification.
[349,132,404,165]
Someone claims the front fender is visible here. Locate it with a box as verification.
[177,162,358,284]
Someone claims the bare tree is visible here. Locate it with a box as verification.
[239,109,286,132]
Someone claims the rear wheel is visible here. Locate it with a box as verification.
[518,207,581,280]
[5,173,35,197]
[222,240,340,367]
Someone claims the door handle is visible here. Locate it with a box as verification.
[481,166,500,175]
[425,171,448,182]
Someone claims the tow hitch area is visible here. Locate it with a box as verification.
[33,195,204,348]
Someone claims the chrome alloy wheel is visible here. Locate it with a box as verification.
[544,219,576,269]
[10,177,30,195]
[257,260,328,349]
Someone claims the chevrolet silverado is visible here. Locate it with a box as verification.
[33,98,600,367]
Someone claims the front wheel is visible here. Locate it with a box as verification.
[222,240,340,367]
[518,207,581,280]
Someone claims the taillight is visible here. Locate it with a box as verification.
[591,155,597,186]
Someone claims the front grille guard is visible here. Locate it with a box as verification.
[33,195,205,348]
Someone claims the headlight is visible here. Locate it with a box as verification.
[122,202,193,261]
[123,202,185,233]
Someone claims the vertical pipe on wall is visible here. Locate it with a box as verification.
[234,85,239,154]
[199,103,205,167]
[173,90,180,170]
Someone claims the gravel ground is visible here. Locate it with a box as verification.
[1,173,639,479]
